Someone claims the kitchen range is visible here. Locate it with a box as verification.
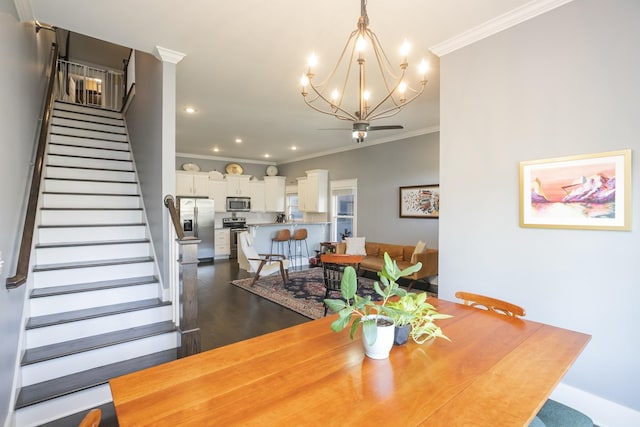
[222,216,248,259]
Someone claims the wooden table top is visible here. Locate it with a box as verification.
[109,299,590,426]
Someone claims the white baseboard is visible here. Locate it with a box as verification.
[551,383,640,427]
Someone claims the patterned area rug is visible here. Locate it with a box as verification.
[230,268,435,319]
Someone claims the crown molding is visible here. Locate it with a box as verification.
[13,0,34,22]
[153,46,186,64]
[430,0,576,57]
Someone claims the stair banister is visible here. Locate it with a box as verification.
[164,195,201,357]
[6,43,59,289]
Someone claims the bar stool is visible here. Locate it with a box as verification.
[290,228,309,268]
[271,229,291,260]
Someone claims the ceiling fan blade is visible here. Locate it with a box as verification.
[317,128,352,131]
[368,125,404,131]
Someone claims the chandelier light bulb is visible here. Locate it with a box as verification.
[398,81,407,93]
[400,40,411,57]
[331,89,340,101]
[419,59,429,76]
[363,90,371,101]
[300,74,309,87]
[308,53,318,68]
[356,36,367,52]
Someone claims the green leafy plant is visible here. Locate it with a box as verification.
[387,292,452,344]
[323,252,423,345]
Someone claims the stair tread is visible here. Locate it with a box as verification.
[50,123,126,135]
[52,113,125,126]
[22,321,176,365]
[41,207,142,211]
[15,349,176,409]
[34,256,154,272]
[26,298,170,329]
[47,153,132,163]
[49,142,130,153]
[36,238,150,249]
[50,132,128,143]
[46,164,134,173]
[55,100,122,115]
[39,222,145,229]
[44,177,137,184]
[43,191,139,196]
[31,275,159,298]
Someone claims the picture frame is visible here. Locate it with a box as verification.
[519,149,631,230]
[399,185,439,218]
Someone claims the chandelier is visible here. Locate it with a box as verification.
[300,0,429,142]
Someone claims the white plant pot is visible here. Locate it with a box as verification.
[362,315,395,360]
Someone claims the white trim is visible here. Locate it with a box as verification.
[153,46,186,64]
[550,382,640,427]
[13,0,34,22]
[330,179,358,241]
[430,0,576,57]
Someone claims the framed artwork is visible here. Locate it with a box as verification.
[519,149,631,230]
[399,185,439,218]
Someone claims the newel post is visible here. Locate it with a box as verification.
[177,237,201,357]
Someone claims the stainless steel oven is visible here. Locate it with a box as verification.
[222,217,248,259]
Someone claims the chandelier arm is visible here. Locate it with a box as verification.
[362,67,407,120]
[304,84,358,121]
[314,29,359,87]
[367,81,426,121]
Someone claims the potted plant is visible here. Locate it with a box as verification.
[387,291,452,344]
[323,252,426,358]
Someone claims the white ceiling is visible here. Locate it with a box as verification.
[26,0,567,164]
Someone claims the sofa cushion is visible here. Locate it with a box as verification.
[345,237,367,255]
[378,244,403,261]
[364,242,379,257]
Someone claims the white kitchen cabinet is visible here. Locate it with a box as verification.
[225,175,251,197]
[299,170,328,213]
[176,171,209,196]
[214,228,230,258]
[250,181,265,212]
[264,176,285,212]
[209,180,228,212]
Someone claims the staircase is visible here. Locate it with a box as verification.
[13,101,178,426]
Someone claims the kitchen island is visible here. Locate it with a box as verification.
[240,222,330,271]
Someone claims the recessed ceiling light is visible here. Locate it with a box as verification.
[291,145,297,150]
[235,138,242,143]
[184,107,196,113]
[264,154,270,158]
[212,147,219,152]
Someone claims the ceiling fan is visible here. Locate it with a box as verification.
[320,120,404,143]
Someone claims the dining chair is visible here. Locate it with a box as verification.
[239,231,290,286]
[78,408,101,427]
[320,254,363,316]
[455,291,593,427]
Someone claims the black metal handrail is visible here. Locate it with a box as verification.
[6,43,59,289]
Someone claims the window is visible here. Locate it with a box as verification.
[330,179,357,241]
[285,187,303,221]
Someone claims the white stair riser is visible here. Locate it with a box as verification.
[38,225,146,244]
[33,262,155,287]
[45,166,135,182]
[48,154,133,171]
[42,193,140,209]
[35,242,151,265]
[40,209,143,226]
[26,305,173,348]
[50,125,128,142]
[51,117,126,134]
[53,110,124,127]
[21,332,177,387]
[50,134,128,151]
[49,144,131,161]
[14,384,112,427]
[29,282,159,316]
[43,179,138,195]
[55,102,122,119]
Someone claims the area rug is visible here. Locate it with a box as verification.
[230,268,436,320]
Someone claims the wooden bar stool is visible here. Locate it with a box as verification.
[270,229,291,260]
[290,228,309,268]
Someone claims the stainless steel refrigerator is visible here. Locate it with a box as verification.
[178,197,215,262]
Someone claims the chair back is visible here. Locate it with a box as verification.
[239,231,261,271]
[273,229,291,241]
[455,291,526,318]
[321,254,363,292]
[78,408,101,427]
[292,228,307,240]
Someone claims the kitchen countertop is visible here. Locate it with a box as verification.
[247,222,330,226]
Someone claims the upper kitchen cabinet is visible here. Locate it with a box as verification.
[250,180,265,212]
[298,170,328,213]
[226,175,251,197]
[264,176,285,212]
[176,171,210,197]
[209,180,228,212]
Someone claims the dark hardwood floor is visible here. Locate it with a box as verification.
[196,259,310,351]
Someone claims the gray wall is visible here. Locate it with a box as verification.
[125,51,166,284]
[175,156,272,179]
[278,133,439,247]
[439,0,639,413]
[0,1,55,422]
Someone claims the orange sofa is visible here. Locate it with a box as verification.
[334,241,438,287]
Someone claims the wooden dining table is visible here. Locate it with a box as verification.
[109,298,590,426]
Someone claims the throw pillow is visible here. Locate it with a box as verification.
[345,237,367,255]
[413,240,426,255]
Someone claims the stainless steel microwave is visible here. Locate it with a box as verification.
[226,197,251,212]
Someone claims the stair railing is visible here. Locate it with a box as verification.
[56,59,124,111]
[164,195,201,357]
[6,43,58,289]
